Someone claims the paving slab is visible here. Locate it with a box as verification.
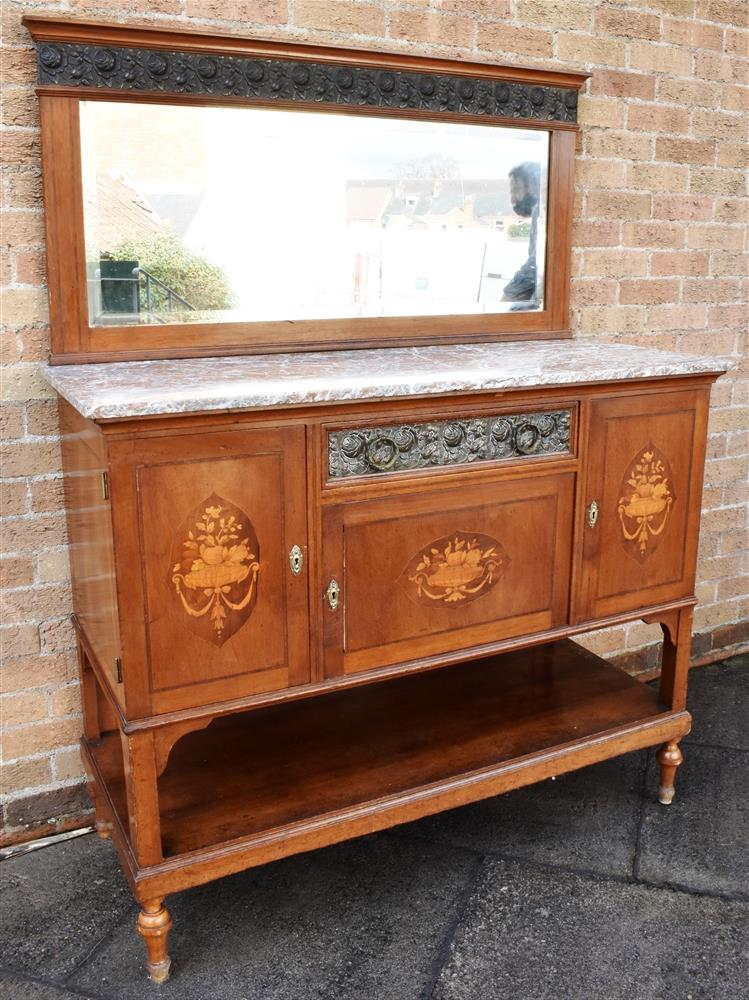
[71,832,477,1000]
[432,856,749,1000]
[0,971,96,1000]
[400,752,647,878]
[0,834,131,980]
[683,654,749,750]
[638,744,749,899]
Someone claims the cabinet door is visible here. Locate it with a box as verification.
[111,425,309,714]
[576,389,709,622]
[322,473,574,677]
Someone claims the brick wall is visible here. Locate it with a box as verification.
[1,0,747,844]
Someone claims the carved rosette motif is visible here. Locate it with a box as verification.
[403,532,509,607]
[34,42,578,123]
[617,444,675,563]
[169,493,259,646]
[329,409,571,478]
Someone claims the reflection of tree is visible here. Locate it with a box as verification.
[109,230,234,312]
[394,152,461,180]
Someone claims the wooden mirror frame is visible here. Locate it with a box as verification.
[24,16,589,365]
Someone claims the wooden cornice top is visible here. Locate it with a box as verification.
[21,14,591,91]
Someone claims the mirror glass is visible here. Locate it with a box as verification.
[80,100,549,328]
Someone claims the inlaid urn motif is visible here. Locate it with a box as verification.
[617,445,675,562]
[170,493,260,646]
[403,532,509,607]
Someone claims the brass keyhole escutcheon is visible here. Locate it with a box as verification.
[587,500,599,528]
[289,545,303,576]
[326,579,340,611]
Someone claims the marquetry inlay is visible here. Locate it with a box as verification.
[328,409,571,479]
[403,532,509,607]
[617,445,675,562]
[170,494,259,646]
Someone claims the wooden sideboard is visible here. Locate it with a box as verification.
[45,341,724,983]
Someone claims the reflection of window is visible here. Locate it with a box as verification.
[406,196,417,208]
[495,220,504,229]
[441,225,447,232]
[457,224,463,231]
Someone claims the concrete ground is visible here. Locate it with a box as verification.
[2,654,747,1000]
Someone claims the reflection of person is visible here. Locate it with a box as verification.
[502,161,541,304]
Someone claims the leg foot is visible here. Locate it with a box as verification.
[137,899,172,983]
[657,740,684,805]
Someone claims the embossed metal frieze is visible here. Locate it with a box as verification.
[328,409,571,479]
[34,41,578,123]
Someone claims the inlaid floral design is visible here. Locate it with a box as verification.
[170,493,259,646]
[617,445,675,561]
[405,532,509,606]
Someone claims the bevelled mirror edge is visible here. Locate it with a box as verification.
[25,15,589,366]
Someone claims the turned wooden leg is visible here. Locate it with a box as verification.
[657,740,684,805]
[137,899,172,984]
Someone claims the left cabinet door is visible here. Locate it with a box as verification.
[109,425,310,715]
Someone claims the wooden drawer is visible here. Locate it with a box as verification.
[322,471,575,676]
[326,406,574,484]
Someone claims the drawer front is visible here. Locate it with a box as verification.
[576,388,709,622]
[322,472,574,676]
[327,408,573,481]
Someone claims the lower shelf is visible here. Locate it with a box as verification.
[89,639,690,878]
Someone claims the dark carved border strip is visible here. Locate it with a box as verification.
[329,409,572,478]
[34,41,578,123]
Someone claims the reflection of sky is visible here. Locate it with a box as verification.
[211,106,548,180]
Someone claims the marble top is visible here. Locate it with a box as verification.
[42,341,728,421]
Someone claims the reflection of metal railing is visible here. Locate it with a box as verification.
[135,267,195,317]
[93,261,195,325]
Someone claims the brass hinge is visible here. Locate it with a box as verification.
[101,471,110,501]
[115,656,123,683]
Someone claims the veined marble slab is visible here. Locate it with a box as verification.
[42,341,728,421]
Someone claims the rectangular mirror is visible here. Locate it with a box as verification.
[80,101,549,329]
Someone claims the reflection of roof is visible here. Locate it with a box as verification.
[346,183,392,222]
[87,174,161,254]
[378,178,511,223]
[143,192,204,240]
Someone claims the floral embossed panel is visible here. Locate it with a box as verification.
[403,532,510,607]
[170,493,260,646]
[617,445,675,563]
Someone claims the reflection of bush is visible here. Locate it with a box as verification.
[109,230,233,311]
[507,221,532,240]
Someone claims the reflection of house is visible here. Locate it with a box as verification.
[86,174,162,255]
[346,178,514,233]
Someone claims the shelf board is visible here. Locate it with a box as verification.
[138,640,677,856]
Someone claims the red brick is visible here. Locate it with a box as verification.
[590,70,656,101]
[572,220,621,247]
[183,0,286,23]
[683,278,741,302]
[662,17,725,50]
[294,0,385,35]
[586,191,651,221]
[0,404,25,439]
[649,304,707,329]
[389,9,472,47]
[596,7,660,41]
[623,222,685,249]
[0,556,34,588]
[619,279,680,305]
[656,137,715,165]
[651,251,709,276]
[627,104,690,135]
[0,481,28,518]
[477,22,553,58]
[653,195,713,221]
